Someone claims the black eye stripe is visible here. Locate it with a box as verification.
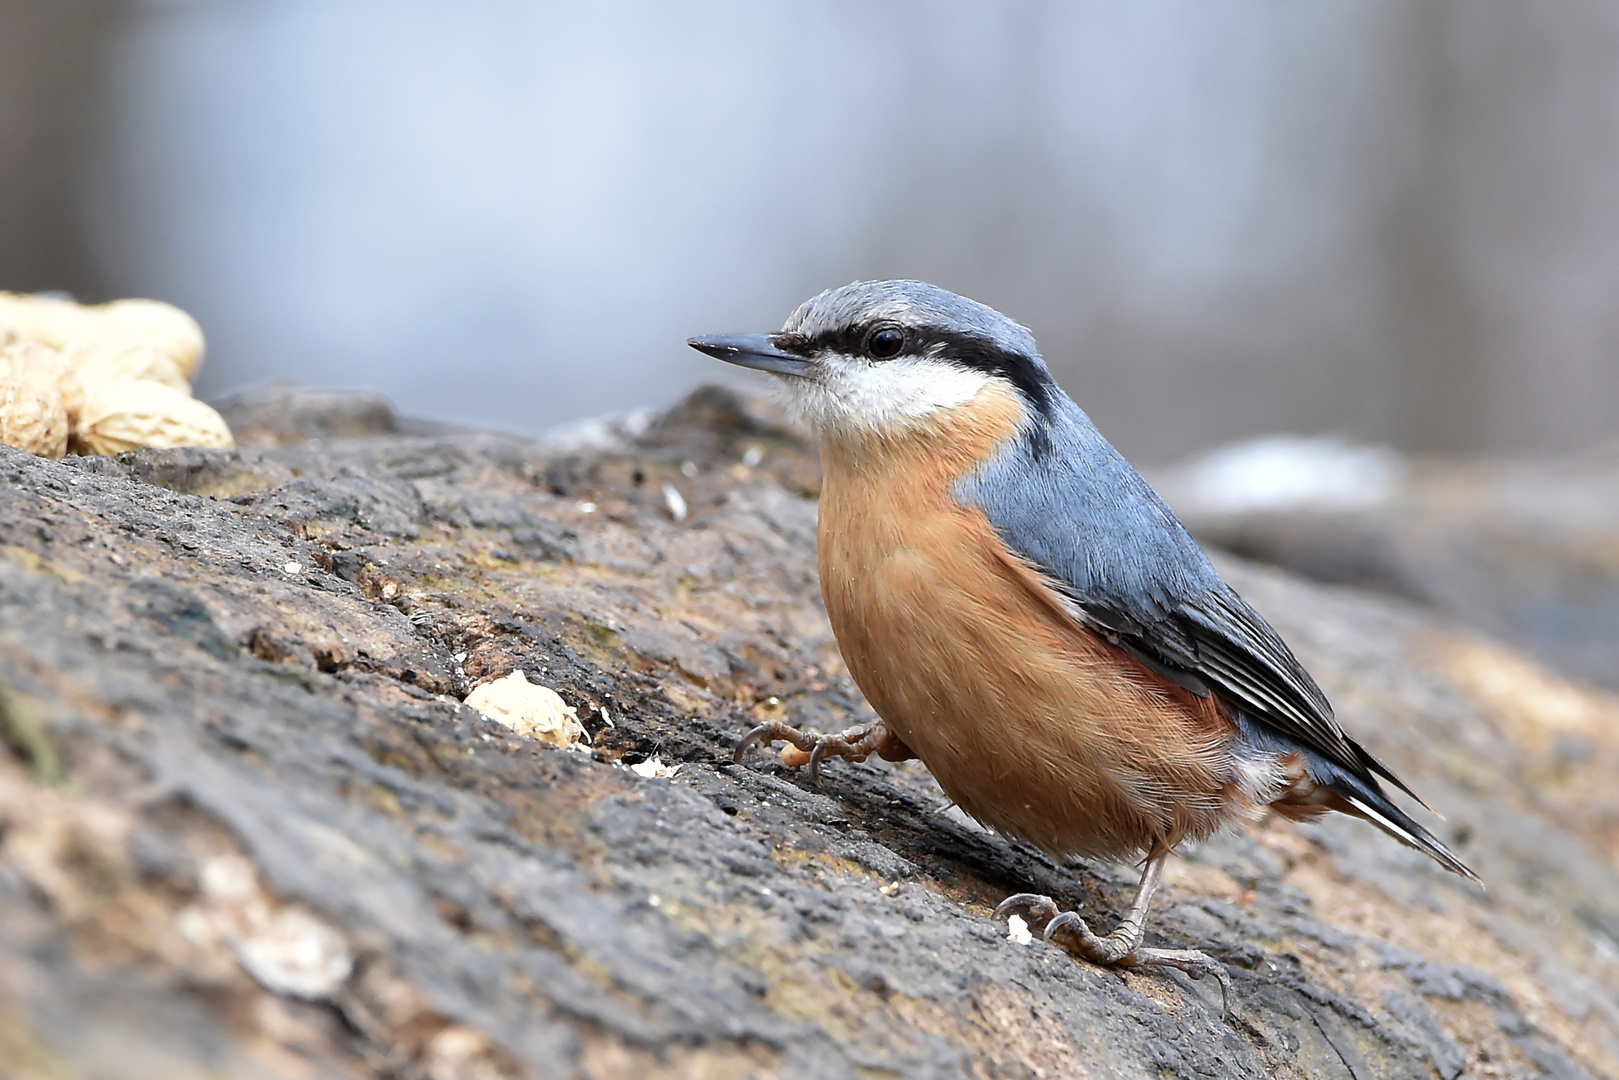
[783,322,909,357]
[919,328,1055,421]
[779,323,1053,413]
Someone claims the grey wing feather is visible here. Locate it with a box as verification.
[956,397,1421,802]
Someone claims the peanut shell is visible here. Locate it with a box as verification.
[0,376,69,459]
[76,379,234,455]
[60,343,191,431]
[67,341,190,392]
[0,341,72,392]
[0,341,81,427]
[0,293,206,379]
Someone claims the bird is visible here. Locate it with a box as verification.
[687,279,1476,1002]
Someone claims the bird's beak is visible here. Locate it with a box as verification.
[687,334,813,378]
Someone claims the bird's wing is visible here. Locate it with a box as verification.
[956,413,1421,802]
[1067,582,1423,798]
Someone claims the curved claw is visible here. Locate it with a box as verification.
[732,719,891,781]
[995,855,1234,1021]
[1044,911,1082,937]
[1043,910,1094,945]
[807,737,832,785]
[732,722,779,764]
[1045,911,1135,965]
[992,893,1062,927]
[1123,947,1234,1018]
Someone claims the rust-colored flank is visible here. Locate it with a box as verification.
[817,384,1241,859]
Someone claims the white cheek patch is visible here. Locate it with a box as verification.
[781,353,993,436]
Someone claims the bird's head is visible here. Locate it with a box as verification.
[689,280,1055,440]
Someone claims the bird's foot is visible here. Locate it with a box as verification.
[994,894,1232,1016]
[732,720,912,783]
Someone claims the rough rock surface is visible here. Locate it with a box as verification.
[3,387,1619,1079]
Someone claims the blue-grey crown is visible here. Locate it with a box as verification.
[782,280,1044,363]
[777,280,1057,419]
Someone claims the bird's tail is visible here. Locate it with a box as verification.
[1325,763,1480,883]
[1236,712,1480,883]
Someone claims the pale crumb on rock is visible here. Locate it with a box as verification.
[424,1025,492,1072]
[236,907,355,999]
[628,756,679,779]
[662,483,688,521]
[464,670,584,748]
[179,853,354,1000]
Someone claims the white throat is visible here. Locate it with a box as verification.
[777,352,992,438]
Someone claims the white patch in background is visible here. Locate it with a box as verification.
[538,405,661,454]
[1007,914,1034,945]
[1167,435,1404,514]
[781,352,992,436]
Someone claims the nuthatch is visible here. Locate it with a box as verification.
[689,280,1476,999]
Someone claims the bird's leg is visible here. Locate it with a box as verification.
[995,852,1232,1014]
[1042,852,1166,963]
[732,719,913,784]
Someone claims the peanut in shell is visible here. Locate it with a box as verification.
[0,377,69,459]
[76,379,234,455]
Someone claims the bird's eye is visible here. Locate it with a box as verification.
[866,326,905,359]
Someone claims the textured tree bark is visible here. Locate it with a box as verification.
[1,386,1615,1079]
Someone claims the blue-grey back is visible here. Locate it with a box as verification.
[954,393,1221,625]
[953,387,1369,775]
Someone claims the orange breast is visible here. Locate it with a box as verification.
[817,384,1237,858]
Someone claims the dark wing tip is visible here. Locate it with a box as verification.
[1352,741,1438,814]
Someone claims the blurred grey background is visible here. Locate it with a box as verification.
[3,0,1618,464]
